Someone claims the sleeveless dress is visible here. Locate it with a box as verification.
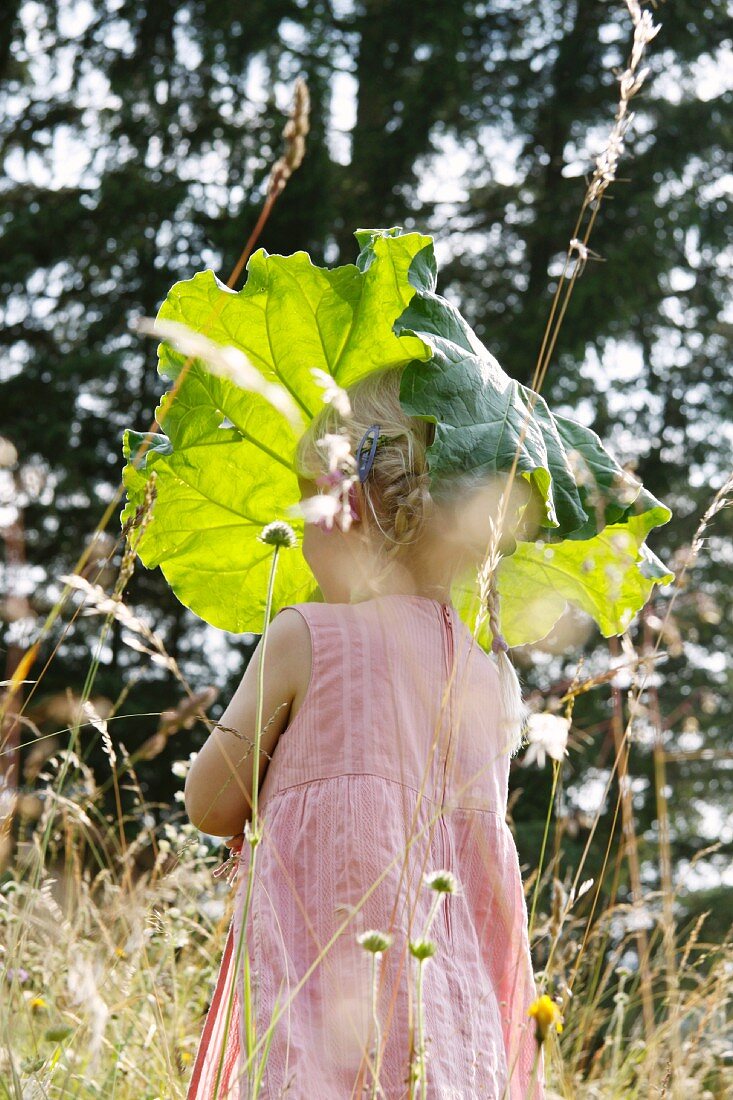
[187,595,544,1099]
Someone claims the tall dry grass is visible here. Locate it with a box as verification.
[1,503,732,1098]
[2,2,732,1096]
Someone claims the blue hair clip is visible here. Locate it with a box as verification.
[356,424,380,483]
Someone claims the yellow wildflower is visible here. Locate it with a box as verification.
[528,994,563,1044]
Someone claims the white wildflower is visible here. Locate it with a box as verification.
[409,938,437,961]
[289,466,359,534]
[522,713,570,768]
[357,929,393,954]
[315,432,354,473]
[424,869,460,895]
[292,493,340,529]
[259,520,298,548]
[171,752,197,779]
[311,368,352,417]
[201,898,225,922]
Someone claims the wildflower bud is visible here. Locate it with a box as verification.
[527,994,564,1044]
[357,929,393,955]
[44,1026,74,1042]
[409,939,437,961]
[258,521,297,549]
[424,869,459,895]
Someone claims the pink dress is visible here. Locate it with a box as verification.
[187,595,544,1099]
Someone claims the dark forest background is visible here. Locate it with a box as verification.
[1,0,732,932]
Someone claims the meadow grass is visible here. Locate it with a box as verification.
[1,488,732,1099]
[1,675,731,1099]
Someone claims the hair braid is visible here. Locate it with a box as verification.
[377,467,432,559]
[483,564,531,757]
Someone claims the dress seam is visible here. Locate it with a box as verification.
[264,771,507,817]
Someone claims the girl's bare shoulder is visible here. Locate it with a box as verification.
[271,607,314,725]
[272,606,312,689]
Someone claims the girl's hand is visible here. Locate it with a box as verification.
[225,832,245,854]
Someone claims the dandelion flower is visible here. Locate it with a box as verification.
[528,994,564,1044]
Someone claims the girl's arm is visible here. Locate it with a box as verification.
[184,609,309,837]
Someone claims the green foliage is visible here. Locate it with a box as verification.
[397,242,675,645]
[122,229,674,645]
[121,231,432,630]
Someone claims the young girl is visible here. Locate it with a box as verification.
[184,367,545,1099]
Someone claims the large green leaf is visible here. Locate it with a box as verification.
[397,247,661,541]
[452,508,675,650]
[121,230,431,631]
[395,239,674,645]
[121,227,674,644]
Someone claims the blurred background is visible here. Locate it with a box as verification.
[1,0,732,944]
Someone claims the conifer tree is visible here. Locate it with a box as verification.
[0,1,730,903]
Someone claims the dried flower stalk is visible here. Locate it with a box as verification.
[268,77,310,199]
[587,1,661,206]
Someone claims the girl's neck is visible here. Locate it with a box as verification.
[354,575,453,604]
[350,532,457,605]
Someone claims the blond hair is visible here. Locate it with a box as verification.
[296,367,435,569]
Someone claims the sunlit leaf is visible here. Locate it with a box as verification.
[121,228,674,645]
[120,230,431,631]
